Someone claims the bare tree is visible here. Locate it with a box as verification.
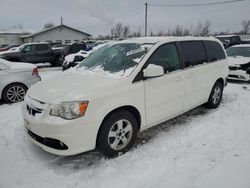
[44,22,55,29]
[200,21,211,36]
[241,20,250,34]
[123,25,130,38]
[183,28,191,36]
[193,21,211,36]
[157,30,165,36]
[171,25,184,36]
[10,24,24,29]
[112,23,124,38]
[150,30,154,36]
[130,27,142,37]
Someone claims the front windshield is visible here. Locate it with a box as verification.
[78,42,153,76]
[226,46,250,57]
[17,44,27,52]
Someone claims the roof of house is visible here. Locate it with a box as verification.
[22,24,91,38]
[0,29,34,35]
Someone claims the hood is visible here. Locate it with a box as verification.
[228,56,250,66]
[27,69,123,104]
[0,48,20,55]
[0,50,20,56]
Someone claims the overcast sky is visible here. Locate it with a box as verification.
[0,0,249,36]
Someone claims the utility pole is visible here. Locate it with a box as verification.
[145,2,148,37]
[60,16,63,25]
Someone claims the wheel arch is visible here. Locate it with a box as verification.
[215,78,224,86]
[96,105,142,147]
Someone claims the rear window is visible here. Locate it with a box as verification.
[179,41,207,67]
[36,44,49,51]
[204,41,226,62]
[70,44,86,53]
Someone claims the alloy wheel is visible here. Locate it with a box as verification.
[212,86,222,105]
[6,85,26,103]
[108,119,133,151]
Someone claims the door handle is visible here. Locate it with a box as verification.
[176,75,184,81]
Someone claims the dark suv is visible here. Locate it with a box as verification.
[0,43,61,66]
[216,35,242,49]
[62,43,86,57]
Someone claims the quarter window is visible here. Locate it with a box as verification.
[147,43,180,73]
[179,41,207,67]
[204,41,226,62]
[36,44,49,51]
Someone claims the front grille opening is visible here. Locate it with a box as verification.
[229,66,239,71]
[27,105,42,116]
[228,75,240,79]
[27,130,68,150]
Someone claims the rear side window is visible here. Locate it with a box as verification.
[204,41,226,62]
[70,44,86,53]
[179,41,207,67]
[36,44,49,51]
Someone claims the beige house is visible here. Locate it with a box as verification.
[22,24,91,44]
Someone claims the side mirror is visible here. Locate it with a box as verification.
[246,67,250,75]
[143,64,164,79]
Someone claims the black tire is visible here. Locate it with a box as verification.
[51,56,61,67]
[3,83,27,103]
[97,110,138,158]
[206,81,223,109]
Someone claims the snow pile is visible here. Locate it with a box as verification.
[0,70,250,188]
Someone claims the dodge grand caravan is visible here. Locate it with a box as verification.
[22,37,228,157]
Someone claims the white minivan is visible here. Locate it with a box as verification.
[22,37,228,157]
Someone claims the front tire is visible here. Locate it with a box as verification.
[97,110,138,158]
[206,81,223,109]
[3,83,27,103]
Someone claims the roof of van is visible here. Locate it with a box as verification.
[118,36,220,44]
[215,35,239,38]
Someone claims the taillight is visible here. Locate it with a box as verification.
[32,68,38,75]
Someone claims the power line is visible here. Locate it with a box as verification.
[64,4,144,29]
[113,4,144,21]
[148,0,246,7]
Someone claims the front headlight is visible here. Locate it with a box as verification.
[50,101,88,120]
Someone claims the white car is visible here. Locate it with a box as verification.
[22,37,228,157]
[226,44,250,82]
[0,58,41,103]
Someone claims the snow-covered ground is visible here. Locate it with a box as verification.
[0,70,250,188]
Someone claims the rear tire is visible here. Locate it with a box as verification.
[3,83,27,103]
[206,81,223,109]
[51,56,61,67]
[97,110,138,158]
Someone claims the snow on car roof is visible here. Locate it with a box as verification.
[215,35,239,38]
[117,36,220,45]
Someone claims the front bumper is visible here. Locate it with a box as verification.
[228,70,250,81]
[22,104,100,156]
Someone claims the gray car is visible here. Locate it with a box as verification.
[0,58,41,103]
